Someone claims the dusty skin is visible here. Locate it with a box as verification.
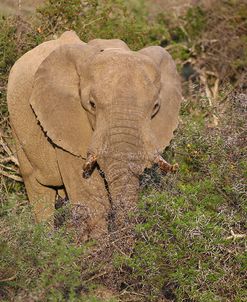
[7,31,181,239]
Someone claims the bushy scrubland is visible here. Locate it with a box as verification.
[0,1,246,301]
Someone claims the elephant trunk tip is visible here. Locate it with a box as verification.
[82,152,97,179]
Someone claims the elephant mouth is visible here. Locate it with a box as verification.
[82,152,178,179]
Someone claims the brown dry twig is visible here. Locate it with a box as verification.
[0,134,19,167]
[225,229,246,240]
[0,274,17,282]
[0,130,22,181]
[0,170,23,182]
[0,163,18,172]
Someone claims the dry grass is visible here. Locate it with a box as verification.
[0,1,246,301]
[0,0,44,15]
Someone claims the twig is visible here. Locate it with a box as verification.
[120,290,145,297]
[225,229,246,240]
[164,43,189,51]
[0,157,14,164]
[219,73,246,104]
[0,117,8,126]
[199,71,213,106]
[84,271,108,283]
[83,17,104,29]
[0,170,23,182]
[0,274,17,282]
[18,0,22,11]
[111,242,129,257]
[212,77,219,101]
[0,163,18,172]
[0,136,19,166]
[225,234,246,240]
[198,69,221,106]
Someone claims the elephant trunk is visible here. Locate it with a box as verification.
[82,105,178,244]
[98,106,144,239]
[102,144,142,253]
[105,159,140,232]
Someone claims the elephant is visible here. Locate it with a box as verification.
[7,31,181,239]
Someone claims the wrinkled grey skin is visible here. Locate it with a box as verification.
[7,31,181,239]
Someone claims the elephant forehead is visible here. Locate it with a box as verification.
[90,71,160,107]
[90,52,160,85]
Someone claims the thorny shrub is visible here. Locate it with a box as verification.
[115,87,247,301]
[36,0,165,50]
[0,0,246,301]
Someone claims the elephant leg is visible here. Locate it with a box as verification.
[14,138,56,222]
[24,175,56,223]
[56,149,110,240]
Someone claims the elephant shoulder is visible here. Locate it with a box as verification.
[9,31,83,83]
[7,31,84,104]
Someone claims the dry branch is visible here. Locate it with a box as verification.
[0,156,17,164]
[225,229,246,240]
[0,136,19,166]
[0,169,23,182]
[0,163,19,172]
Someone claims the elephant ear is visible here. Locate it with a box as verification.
[30,44,98,158]
[139,46,182,152]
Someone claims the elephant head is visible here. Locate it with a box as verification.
[29,38,181,231]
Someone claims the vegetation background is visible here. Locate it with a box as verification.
[0,0,246,301]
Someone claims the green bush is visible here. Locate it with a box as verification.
[155,0,247,81]
[0,16,18,119]
[114,90,247,301]
[36,0,165,50]
[0,15,42,122]
[0,0,246,301]
[0,196,117,301]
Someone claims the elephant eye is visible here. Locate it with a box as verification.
[152,101,160,118]
[89,100,96,111]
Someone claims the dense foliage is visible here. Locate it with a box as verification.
[0,0,246,301]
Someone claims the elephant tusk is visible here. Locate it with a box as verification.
[82,153,97,179]
[155,155,178,173]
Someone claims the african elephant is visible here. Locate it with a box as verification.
[7,31,181,239]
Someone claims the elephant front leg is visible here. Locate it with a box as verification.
[24,177,56,223]
[56,149,110,241]
[15,140,56,222]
